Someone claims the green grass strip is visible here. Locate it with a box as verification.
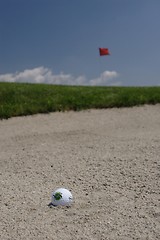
[0,82,160,119]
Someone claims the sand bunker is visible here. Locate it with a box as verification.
[0,105,160,239]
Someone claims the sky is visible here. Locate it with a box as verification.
[0,0,160,86]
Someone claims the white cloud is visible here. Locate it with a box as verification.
[0,66,120,86]
[90,71,120,86]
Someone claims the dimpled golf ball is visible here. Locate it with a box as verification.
[51,188,73,206]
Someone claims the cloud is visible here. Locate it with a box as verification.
[90,71,120,86]
[0,66,120,86]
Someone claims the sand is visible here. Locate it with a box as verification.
[0,105,160,240]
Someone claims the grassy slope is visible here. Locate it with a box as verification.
[0,82,160,119]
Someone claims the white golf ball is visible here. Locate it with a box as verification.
[51,188,73,206]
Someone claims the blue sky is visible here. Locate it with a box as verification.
[0,0,160,86]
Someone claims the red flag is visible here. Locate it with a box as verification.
[99,48,110,56]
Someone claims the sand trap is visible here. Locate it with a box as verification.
[0,105,160,239]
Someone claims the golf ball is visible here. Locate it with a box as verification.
[51,188,73,206]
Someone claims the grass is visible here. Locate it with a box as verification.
[0,82,160,119]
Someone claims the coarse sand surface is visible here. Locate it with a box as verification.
[0,105,160,240]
